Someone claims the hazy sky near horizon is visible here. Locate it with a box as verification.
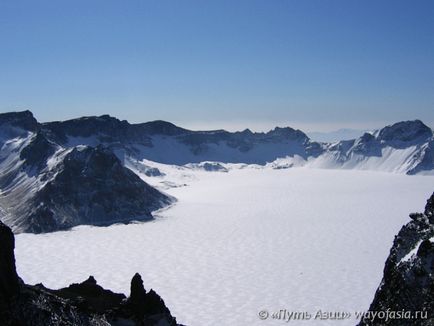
[0,0,433,132]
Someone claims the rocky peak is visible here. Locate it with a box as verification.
[126,272,171,319]
[42,114,129,139]
[130,273,146,303]
[0,110,38,132]
[376,120,433,143]
[136,120,189,136]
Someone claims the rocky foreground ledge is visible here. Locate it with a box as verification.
[359,193,434,325]
[0,222,182,325]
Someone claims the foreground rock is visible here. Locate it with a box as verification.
[359,193,434,325]
[0,221,182,325]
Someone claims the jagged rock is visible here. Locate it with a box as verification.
[130,273,146,304]
[0,222,182,326]
[53,276,126,314]
[0,222,19,299]
[425,193,434,220]
[359,193,434,326]
[125,273,171,321]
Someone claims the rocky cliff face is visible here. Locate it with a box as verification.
[359,193,434,326]
[0,221,182,326]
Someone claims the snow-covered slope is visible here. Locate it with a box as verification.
[272,120,434,175]
[0,111,172,233]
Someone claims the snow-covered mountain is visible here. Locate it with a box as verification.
[0,111,173,233]
[1,110,433,233]
[38,112,433,174]
[40,113,322,165]
[305,120,434,175]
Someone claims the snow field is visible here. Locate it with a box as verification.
[15,167,434,325]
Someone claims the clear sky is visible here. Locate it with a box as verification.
[0,0,433,132]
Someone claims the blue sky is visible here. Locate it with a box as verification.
[0,0,433,131]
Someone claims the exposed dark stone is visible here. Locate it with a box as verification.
[20,132,57,170]
[359,193,434,326]
[352,132,382,157]
[130,273,146,304]
[53,276,126,314]
[425,194,434,221]
[123,273,172,323]
[377,120,433,143]
[136,120,188,136]
[0,222,182,326]
[417,240,434,258]
[0,221,19,299]
[144,167,164,177]
[0,110,38,132]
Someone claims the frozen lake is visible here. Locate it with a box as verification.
[15,167,434,325]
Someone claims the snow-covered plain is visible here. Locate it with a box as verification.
[15,167,434,325]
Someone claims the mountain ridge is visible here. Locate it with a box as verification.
[2,110,434,171]
[1,110,433,233]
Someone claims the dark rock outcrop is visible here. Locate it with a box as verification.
[359,193,434,325]
[377,120,433,144]
[0,110,38,133]
[20,132,57,170]
[0,222,181,325]
[0,222,19,300]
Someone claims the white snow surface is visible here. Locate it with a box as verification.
[399,240,423,265]
[15,167,434,326]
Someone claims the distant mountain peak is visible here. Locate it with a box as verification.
[376,119,432,143]
[138,120,189,136]
[0,110,38,132]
